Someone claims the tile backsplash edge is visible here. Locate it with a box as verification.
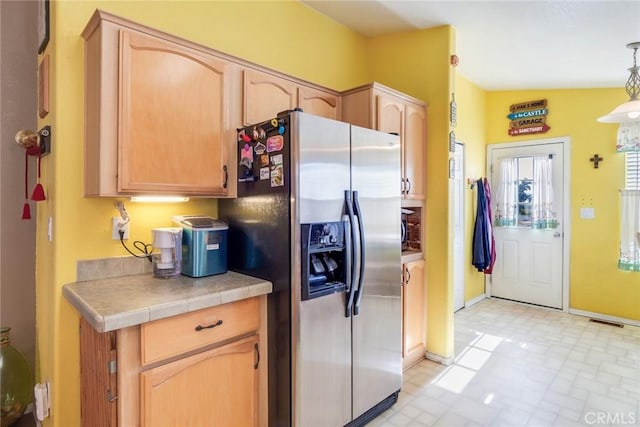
[77,256,153,282]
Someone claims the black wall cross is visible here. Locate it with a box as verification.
[590,154,603,169]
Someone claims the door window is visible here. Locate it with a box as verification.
[618,152,640,271]
[495,155,557,229]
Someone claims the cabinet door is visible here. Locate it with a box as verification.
[375,92,404,136]
[402,260,425,370]
[298,85,340,120]
[118,29,228,195]
[243,69,297,125]
[404,103,426,200]
[376,93,405,195]
[140,335,259,427]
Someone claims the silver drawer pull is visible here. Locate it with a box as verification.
[195,319,223,331]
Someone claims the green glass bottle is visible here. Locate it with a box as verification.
[1,327,33,427]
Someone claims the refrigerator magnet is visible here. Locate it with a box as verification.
[241,143,254,162]
[254,141,267,155]
[267,135,284,152]
[271,165,284,187]
[260,167,269,180]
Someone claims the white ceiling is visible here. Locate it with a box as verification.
[301,0,640,91]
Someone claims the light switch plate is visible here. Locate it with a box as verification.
[580,207,595,219]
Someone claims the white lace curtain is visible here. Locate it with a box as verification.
[531,155,557,229]
[619,190,640,271]
[494,155,557,229]
[494,158,517,226]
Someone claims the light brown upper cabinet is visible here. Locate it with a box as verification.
[342,83,426,201]
[82,10,230,196]
[243,69,340,125]
[297,85,341,121]
[243,69,297,125]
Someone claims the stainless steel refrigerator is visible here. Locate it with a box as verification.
[219,110,402,427]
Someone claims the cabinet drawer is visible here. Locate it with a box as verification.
[141,297,259,365]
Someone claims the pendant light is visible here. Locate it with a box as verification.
[597,42,640,152]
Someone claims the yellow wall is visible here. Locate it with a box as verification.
[39,2,640,425]
[454,74,488,303]
[367,26,456,359]
[43,1,368,425]
[486,89,640,321]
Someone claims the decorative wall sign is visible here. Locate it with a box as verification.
[510,99,547,112]
[450,93,457,127]
[509,116,546,129]
[508,124,550,136]
[507,108,547,120]
[508,99,550,136]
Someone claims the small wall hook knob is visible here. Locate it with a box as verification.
[14,126,51,156]
[15,129,40,149]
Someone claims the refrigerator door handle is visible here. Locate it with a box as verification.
[352,190,366,316]
[344,190,357,318]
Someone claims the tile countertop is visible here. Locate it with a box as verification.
[63,271,273,333]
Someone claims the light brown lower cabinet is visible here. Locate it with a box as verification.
[402,260,426,370]
[140,335,259,427]
[80,296,267,427]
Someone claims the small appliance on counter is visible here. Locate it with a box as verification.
[173,215,228,277]
[151,227,183,278]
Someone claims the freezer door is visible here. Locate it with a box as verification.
[292,112,351,224]
[350,126,402,419]
[290,112,352,426]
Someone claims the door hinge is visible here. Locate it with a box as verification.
[108,359,117,374]
[107,389,118,403]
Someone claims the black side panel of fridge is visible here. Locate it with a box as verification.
[219,193,291,427]
[219,112,292,427]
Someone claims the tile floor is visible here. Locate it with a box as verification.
[371,298,640,427]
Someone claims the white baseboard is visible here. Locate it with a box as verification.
[425,351,454,366]
[569,308,640,327]
[465,293,486,308]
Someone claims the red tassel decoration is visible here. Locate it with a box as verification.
[22,151,31,220]
[22,203,31,220]
[30,152,45,201]
[31,184,46,201]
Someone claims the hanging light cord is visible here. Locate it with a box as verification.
[626,43,640,100]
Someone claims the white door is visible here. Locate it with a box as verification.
[488,141,566,309]
[453,143,465,312]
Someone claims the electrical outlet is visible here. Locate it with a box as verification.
[34,380,50,421]
[112,217,130,240]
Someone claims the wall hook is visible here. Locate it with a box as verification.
[15,126,51,156]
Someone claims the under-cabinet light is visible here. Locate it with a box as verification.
[130,196,190,203]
